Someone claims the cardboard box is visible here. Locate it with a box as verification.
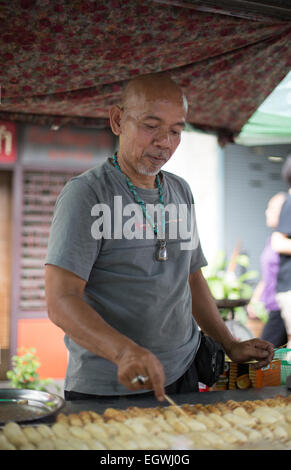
[213,359,281,390]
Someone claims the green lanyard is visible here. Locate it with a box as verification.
[112,153,168,261]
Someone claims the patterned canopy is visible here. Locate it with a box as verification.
[1,0,290,143]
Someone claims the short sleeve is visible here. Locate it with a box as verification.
[45,179,101,281]
[189,206,208,274]
[277,197,291,237]
[189,241,208,273]
[178,179,208,273]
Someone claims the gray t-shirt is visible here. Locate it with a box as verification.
[45,157,207,395]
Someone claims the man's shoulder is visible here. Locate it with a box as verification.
[162,170,193,198]
[65,158,113,193]
[162,169,190,187]
[73,158,112,184]
[55,159,113,207]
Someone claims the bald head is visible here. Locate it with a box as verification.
[120,73,188,114]
[109,72,187,184]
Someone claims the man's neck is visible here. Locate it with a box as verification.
[113,154,158,189]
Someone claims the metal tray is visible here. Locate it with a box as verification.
[57,386,290,418]
[0,389,64,425]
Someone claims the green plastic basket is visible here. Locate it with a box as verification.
[274,348,291,385]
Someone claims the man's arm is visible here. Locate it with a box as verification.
[189,269,274,368]
[271,231,291,255]
[45,264,165,401]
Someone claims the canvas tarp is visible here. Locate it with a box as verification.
[237,70,291,145]
[0,0,290,143]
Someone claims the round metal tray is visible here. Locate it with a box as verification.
[0,388,64,425]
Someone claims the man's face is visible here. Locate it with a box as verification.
[117,93,186,176]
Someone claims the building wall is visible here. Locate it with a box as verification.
[223,143,291,272]
[165,136,291,276]
[5,123,116,380]
[163,130,220,267]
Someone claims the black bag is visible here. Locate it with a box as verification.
[194,331,225,386]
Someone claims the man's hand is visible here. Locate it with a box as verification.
[225,338,274,369]
[115,345,166,402]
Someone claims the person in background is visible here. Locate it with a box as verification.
[272,155,291,355]
[247,192,287,348]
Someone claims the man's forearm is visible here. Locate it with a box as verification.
[48,295,138,365]
[189,270,236,354]
[189,270,274,368]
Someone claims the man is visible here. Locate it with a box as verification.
[45,73,274,402]
[272,155,291,355]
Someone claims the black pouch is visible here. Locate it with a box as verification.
[194,331,225,386]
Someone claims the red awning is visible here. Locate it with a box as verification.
[0,0,290,142]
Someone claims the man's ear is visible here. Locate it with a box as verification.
[109,105,123,136]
